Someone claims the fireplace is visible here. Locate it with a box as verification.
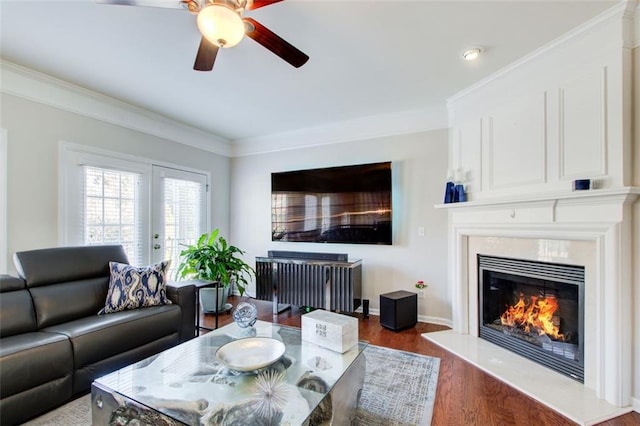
[426,189,638,420]
[478,255,585,383]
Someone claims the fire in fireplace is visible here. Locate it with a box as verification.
[478,255,584,382]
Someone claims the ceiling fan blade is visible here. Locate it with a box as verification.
[97,0,185,9]
[194,37,219,71]
[246,0,284,10]
[244,18,309,68]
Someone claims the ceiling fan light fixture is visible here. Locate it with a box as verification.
[197,3,245,48]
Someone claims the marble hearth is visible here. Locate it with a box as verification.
[425,188,638,425]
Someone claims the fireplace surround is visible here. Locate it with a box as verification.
[425,188,638,424]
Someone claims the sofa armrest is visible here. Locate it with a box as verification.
[166,281,196,342]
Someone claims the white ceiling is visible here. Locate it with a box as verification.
[0,0,618,150]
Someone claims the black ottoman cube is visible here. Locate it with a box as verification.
[380,290,417,331]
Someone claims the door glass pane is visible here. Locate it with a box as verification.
[162,177,205,277]
[83,166,141,265]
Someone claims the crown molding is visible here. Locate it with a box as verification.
[0,60,232,157]
[1,60,448,158]
[230,106,449,157]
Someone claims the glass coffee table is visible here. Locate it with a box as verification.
[91,320,367,425]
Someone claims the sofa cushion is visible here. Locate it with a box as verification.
[99,260,172,314]
[29,277,111,329]
[43,304,181,372]
[0,289,37,337]
[14,245,129,287]
[0,332,73,399]
[0,375,73,426]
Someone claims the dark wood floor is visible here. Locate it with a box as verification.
[201,296,640,426]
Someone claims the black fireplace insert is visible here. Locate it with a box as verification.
[478,255,585,382]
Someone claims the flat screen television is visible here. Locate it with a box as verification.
[271,162,392,244]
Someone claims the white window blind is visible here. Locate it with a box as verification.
[161,176,206,275]
[83,166,142,265]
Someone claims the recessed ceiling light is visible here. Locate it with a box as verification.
[462,47,482,61]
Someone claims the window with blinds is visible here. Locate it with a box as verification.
[83,166,142,265]
[61,144,209,268]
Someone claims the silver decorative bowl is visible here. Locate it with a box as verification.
[233,302,258,328]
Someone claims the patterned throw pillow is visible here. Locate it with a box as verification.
[98,260,173,315]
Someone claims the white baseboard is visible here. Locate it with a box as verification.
[354,306,452,328]
[245,298,453,328]
[419,315,453,328]
[632,396,640,414]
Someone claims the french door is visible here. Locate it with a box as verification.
[61,145,209,272]
[151,166,208,277]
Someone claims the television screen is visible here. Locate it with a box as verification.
[271,162,392,244]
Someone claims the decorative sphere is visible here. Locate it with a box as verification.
[233,302,258,328]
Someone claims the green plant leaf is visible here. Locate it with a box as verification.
[175,228,254,296]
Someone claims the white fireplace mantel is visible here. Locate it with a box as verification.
[435,187,638,415]
[435,187,640,212]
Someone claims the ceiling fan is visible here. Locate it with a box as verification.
[100,0,309,71]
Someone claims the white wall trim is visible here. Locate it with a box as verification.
[58,141,214,176]
[231,106,449,157]
[633,0,640,48]
[632,396,640,413]
[0,129,7,274]
[419,315,453,328]
[0,60,232,157]
[352,307,453,329]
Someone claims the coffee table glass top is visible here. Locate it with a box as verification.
[94,320,367,425]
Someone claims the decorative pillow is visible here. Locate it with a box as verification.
[98,260,173,315]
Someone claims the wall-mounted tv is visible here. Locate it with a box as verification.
[271,162,392,245]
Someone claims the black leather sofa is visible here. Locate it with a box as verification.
[0,245,196,425]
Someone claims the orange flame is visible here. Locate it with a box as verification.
[500,292,564,341]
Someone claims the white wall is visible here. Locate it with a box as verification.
[633,38,640,412]
[0,93,230,273]
[230,129,451,324]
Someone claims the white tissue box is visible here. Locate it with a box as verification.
[301,310,358,353]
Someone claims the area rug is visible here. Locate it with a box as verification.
[23,345,440,426]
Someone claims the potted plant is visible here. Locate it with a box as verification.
[176,229,255,312]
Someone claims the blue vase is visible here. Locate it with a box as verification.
[444,181,455,203]
[454,184,466,202]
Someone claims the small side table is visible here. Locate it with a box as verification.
[185,280,224,332]
[380,290,417,331]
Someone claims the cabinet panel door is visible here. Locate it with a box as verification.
[487,91,546,190]
[559,69,606,179]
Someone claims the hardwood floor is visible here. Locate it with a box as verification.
[201,296,640,426]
